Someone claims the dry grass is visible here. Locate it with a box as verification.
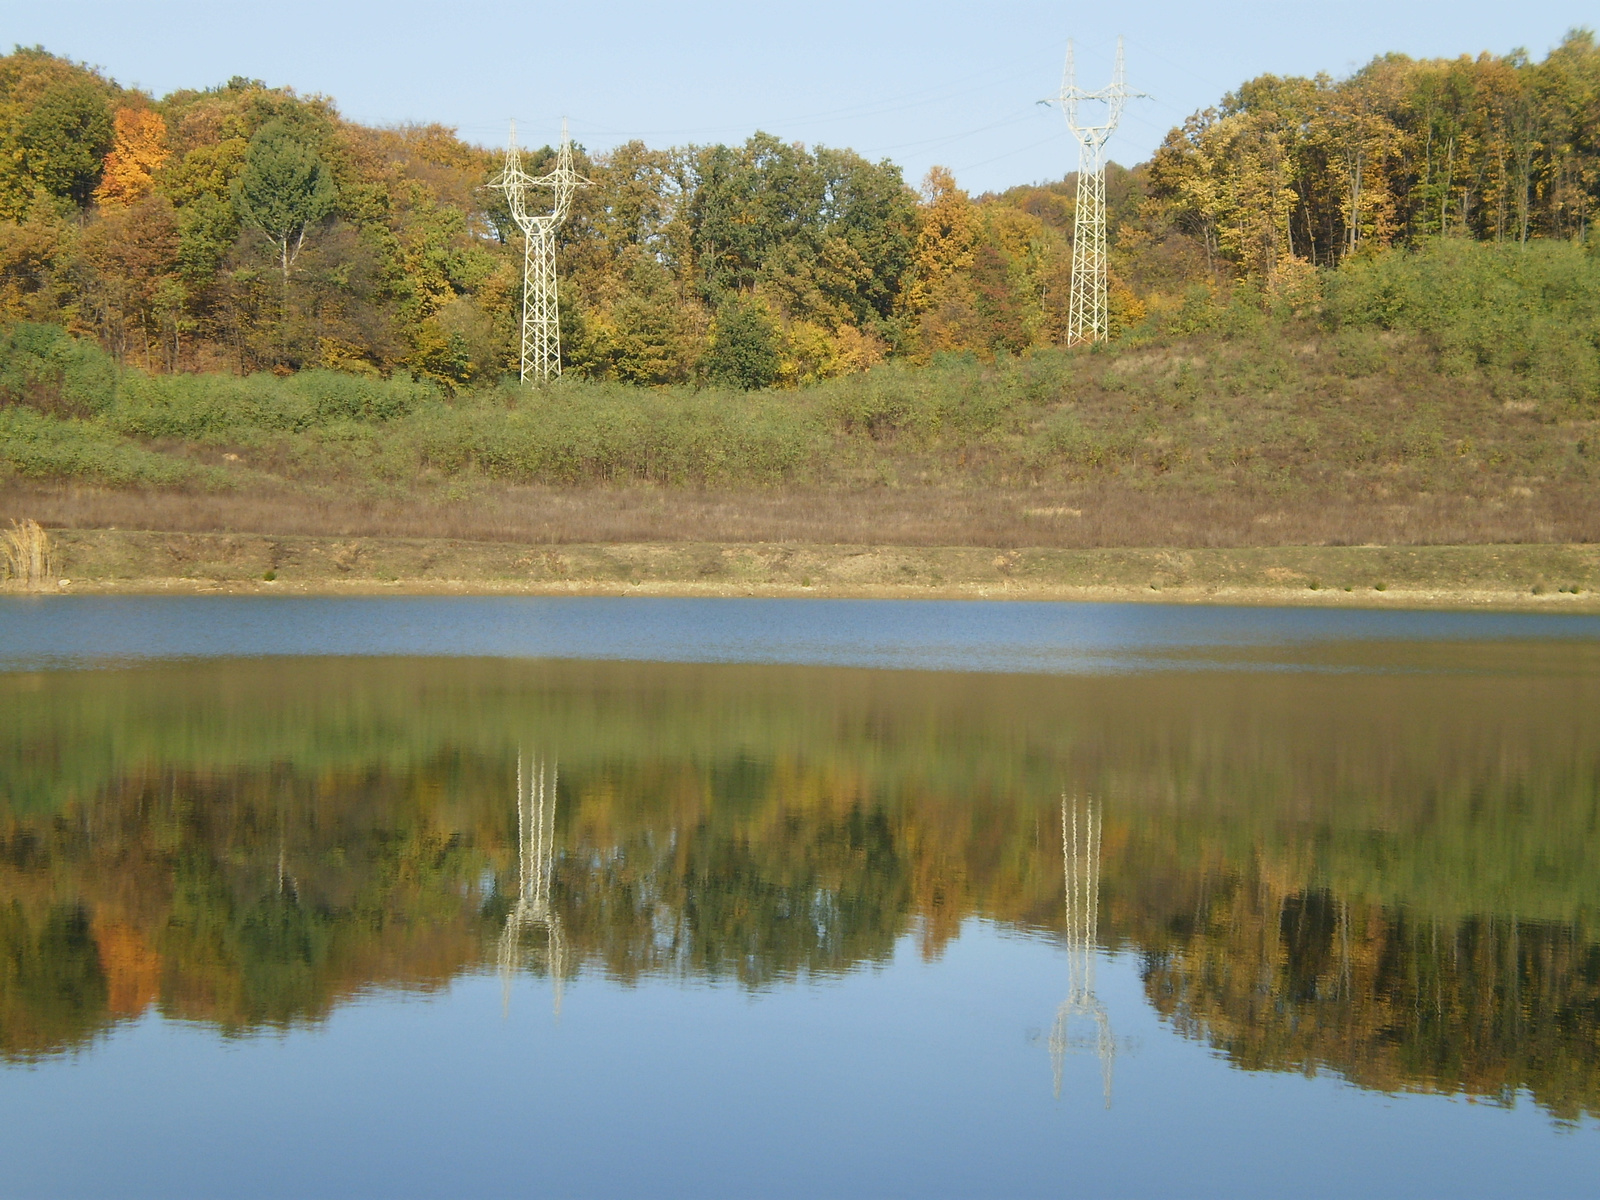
[4,476,1597,551]
[6,267,1600,553]
[1,517,54,589]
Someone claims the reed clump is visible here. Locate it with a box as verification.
[2,518,54,590]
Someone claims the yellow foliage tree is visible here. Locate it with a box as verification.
[901,166,977,315]
[94,108,170,207]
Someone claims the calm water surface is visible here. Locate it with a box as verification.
[2,597,1599,1197]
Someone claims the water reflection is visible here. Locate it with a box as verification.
[498,754,563,1016]
[1049,796,1114,1107]
[3,652,1600,1124]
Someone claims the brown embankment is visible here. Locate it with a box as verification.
[9,528,1600,611]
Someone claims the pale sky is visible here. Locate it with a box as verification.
[1,0,1590,193]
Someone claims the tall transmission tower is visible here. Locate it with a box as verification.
[1046,38,1141,346]
[490,120,590,383]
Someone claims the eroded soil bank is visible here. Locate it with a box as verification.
[9,529,1600,611]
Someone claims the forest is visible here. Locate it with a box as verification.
[0,33,1596,384]
[1,37,1599,553]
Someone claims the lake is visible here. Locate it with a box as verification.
[3,597,1600,1197]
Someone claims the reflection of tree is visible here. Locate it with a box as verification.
[498,754,564,1016]
[0,764,493,1059]
[1137,874,1600,1122]
[557,774,911,987]
[0,903,109,1061]
[5,655,1600,1120]
[1048,796,1114,1107]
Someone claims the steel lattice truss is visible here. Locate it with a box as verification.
[1046,40,1140,346]
[490,121,591,383]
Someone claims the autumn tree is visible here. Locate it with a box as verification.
[901,166,976,315]
[0,209,74,322]
[1,58,115,213]
[94,108,170,206]
[78,193,182,367]
[2,38,1598,375]
[685,134,915,328]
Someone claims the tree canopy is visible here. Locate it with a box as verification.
[0,34,1595,383]
[231,118,336,279]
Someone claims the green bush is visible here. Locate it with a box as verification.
[816,358,1026,442]
[0,407,218,488]
[0,323,119,417]
[407,382,819,485]
[111,369,440,439]
[1326,240,1600,405]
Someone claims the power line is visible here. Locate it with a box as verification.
[455,52,1046,146]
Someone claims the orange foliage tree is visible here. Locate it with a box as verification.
[94,108,170,206]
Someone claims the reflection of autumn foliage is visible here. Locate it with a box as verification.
[1134,866,1600,1121]
[4,654,1600,1119]
[0,753,1069,1048]
[0,901,108,1060]
[92,920,161,1014]
[0,763,496,1056]
[11,747,1600,1124]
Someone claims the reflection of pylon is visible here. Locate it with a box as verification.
[498,752,565,1016]
[1048,794,1115,1107]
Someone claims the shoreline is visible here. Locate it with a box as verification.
[6,528,1599,611]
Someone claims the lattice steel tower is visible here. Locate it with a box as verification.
[1046,39,1139,345]
[491,120,590,382]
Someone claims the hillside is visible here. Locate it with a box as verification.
[0,38,1597,558]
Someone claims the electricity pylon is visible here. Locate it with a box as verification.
[1048,794,1115,1107]
[498,752,566,1016]
[1045,39,1141,345]
[490,120,590,383]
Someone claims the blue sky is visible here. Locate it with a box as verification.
[1,0,1590,193]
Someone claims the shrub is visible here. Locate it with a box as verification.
[407,382,819,486]
[1326,240,1600,406]
[0,406,219,488]
[0,322,119,417]
[111,369,439,439]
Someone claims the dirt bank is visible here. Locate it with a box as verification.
[6,529,1599,611]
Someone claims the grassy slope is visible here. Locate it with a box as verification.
[2,241,1598,552]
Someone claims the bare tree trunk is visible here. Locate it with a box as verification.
[1346,153,1364,254]
[1440,138,1454,234]
[280,236,291,362]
